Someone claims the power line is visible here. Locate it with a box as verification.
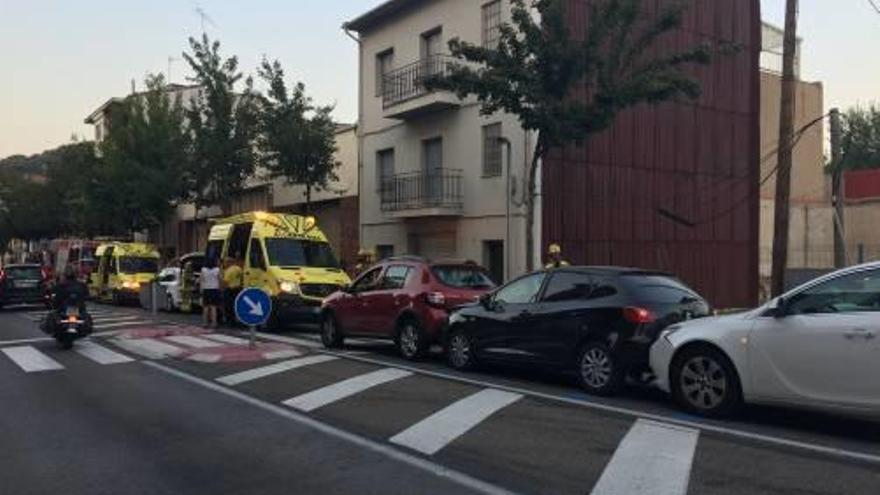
[655,112,829,227]
[867,0,880,15]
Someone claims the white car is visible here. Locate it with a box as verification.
[157,267,182,310]
[650,262,880,418]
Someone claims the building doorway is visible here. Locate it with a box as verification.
[483,240,504,284]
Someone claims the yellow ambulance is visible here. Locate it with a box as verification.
[90,242,160,304]
[207,212,351,326]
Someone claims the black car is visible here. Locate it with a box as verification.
[0,264,49,308]
[444,267,711,396]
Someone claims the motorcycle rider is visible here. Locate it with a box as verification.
[43,266,92,342]
[53,265,89,310]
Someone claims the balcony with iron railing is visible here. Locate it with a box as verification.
[381,55,462,119]
[379,169,463,218]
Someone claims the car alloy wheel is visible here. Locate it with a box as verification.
[399,324,419,358]
[448,331,473,370]
[671,347,741,417]
[398,320,427,360]
[679,356,728,411]
[577,342,622,396]
[581,348,612,389]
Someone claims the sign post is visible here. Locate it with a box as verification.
[234,288,272,349]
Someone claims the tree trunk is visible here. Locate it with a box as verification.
[525,138,545,273]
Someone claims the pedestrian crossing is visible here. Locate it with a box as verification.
[205,356,703,494]
[21,308,156,332]
[0,333,269,373]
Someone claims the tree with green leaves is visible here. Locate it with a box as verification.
[183,33,260,215]
[837,104,880,171]
[257,58,340,213]
[426,0,722,270]
[43,141,103,236]
[0,169,63,241]
[98,74,191,234]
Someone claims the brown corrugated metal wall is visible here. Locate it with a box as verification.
[542,0,761,308]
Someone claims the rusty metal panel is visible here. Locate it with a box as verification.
[542,0,760,308]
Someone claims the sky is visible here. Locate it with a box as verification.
[1,0,878,159]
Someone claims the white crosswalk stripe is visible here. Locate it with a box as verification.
[164,335,224,349]
[75,341,135,365]
[1,346,65,372]
[390,389,523,455]
[202,334,250,345]
[590,420,699,495]
[91,316,140,323]
[95,320,153,329]
[112,338,184,359]
[217,355,338,386]
[283,368,413,412]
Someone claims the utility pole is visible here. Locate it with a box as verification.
[830,108,847,268]
[771,0,799,297]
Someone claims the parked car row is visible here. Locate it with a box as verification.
[320,259,880,419]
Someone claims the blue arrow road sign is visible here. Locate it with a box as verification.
[235,288,272,327]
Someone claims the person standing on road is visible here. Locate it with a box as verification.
[200,257,222,329]
[222,257,244,325]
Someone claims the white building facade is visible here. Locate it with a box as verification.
[346,0,537,283]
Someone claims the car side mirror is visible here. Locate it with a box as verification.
[479,293,494,310]
[770,297,788,318]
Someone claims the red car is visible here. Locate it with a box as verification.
[320,256,496,360]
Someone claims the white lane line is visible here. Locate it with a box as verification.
[591,420,699,495]
[91,316,140,323]
[283,368,413,412]
[146,361,515,495]
[1,346,64,372]
[217,355,338,386]
[0,337,54,346]
[95,320,153,329]
[111,338,183,359]
[75,341,135,365]
[202,334,250,345]
[164,335,223,349]
[390,389,523,455]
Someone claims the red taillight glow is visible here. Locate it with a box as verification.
[623,306,656,324]
[426,292,446,308]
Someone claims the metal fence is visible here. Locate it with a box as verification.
[382,55,457,108]
[380,169,463,212]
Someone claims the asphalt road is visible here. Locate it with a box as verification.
[1,303,878,495]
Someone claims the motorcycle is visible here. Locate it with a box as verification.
[40,295,93,350]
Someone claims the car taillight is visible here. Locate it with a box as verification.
[425,291,446,308]
[623,306,656,324]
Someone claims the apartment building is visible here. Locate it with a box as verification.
[345,0,533,283]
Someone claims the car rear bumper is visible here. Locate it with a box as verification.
[422,307,450,342]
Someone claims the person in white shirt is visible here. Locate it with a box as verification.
[200,257,222,328]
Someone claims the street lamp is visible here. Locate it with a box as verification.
[497,137,512,281]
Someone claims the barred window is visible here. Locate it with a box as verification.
[482,1,502,49]
[482,123,503,177]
